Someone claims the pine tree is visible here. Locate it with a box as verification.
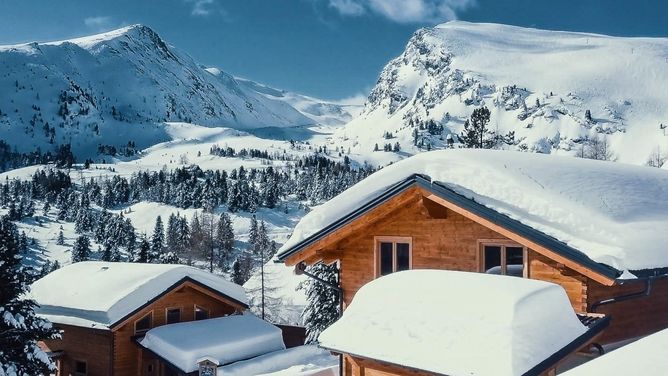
[231,253,252,285]
[215,212,234,269]
[134,237,150,263]
[248,215,258,253]
[0,216,60,375]
[71,235,91,263]
[150,216,165,262]
[458,106,492,148]
[56,230,64,246]
[299,263,340,343]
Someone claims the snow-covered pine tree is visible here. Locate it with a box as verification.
[248,215,258,254]
[71,235,91,263]
[231,252,253,285]
[215,212,234,269]
[299,263,340,344]
[150,216,165,262]
[165,213,179,254]
[0,216,59,375]
[134,237,150,263]
[56,229,64,246]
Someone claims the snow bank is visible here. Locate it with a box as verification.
[30,261,248,328]
[279,149,668,273]
[140,314,285,373]
[319,270,587,376]
[218,345,337,376]
[562,328,668,376]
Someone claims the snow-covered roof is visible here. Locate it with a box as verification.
[562,328,668,376]
[318,270,593,376]
[30,261,248,329]
[218,345,338,376]
[139,314,285,373]
[278,149,668,276]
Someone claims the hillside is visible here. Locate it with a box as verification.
[0,25,324,158]
[337,21,668,166]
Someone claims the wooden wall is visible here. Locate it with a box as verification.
[112,282,242,375]
[40,324,113,376]
[526,251,588,312]
[586,278,668,344]
[335,194,510,307]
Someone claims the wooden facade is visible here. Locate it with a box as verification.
[40,280,245,376]
[281,185,668,375]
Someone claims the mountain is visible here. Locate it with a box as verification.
[338,22,668,166]
[235,77,363,126]
[0,25,315,157]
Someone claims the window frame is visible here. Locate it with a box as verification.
[73,360,87,376]
[478,239,528,278]
[134,311,153,335]
[374,236,413,278]
[194,305,209,321]
[165,307,181,325]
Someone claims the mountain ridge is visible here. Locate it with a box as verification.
[0,24,352,158]
[338,21,668,166]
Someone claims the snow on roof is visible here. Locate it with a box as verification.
[139,314,286,373]
[318,270,588,376]
[278,149,668,274]
[562,328,668,376]
[218,345,338,376]
[30,261,248,329]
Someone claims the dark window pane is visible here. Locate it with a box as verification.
[506,246,524,277]
[75,361,87,374]
[396,243,410,271]
[379,242,393,276]
[166,309,181,324]
[195,306,209,321]
[484,246,502,274]
[135,314,152,333]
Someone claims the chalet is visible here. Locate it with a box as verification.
[31,261,250,376]
[318,270,609,376]
[276,149,668,373]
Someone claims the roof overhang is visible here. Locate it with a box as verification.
[276,174,623,285]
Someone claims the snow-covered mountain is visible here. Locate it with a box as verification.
[235,77,362,126]
[338,22,668,165]
[0,25,317,157]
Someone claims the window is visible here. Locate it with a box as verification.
[481,242,525,277]
[375,237,412,277]
[74,360,87,376]
[134,312,152,334]
[166,308,181,324]
[194,305,209,321]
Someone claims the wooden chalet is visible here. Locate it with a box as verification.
[31,261,249,376]
[275,150,668,376]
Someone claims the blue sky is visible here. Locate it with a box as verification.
[0,0,666,100]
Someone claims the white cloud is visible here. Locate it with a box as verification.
[187,0,228,18]
[326,0,475,23]
[329,0,366,16]
[84,16,115,31]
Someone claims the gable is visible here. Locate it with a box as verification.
[111,278,247,331]
[279,175,620,286]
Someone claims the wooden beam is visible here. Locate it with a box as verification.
[422,192,616,286]
[421,195,448,219]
